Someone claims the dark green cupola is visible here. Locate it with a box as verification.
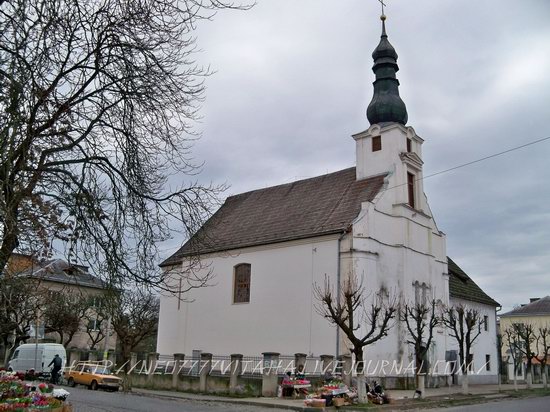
[366,16,408,126]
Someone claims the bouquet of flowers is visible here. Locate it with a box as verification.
[37,383,54,394]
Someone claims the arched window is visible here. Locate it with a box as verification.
[233,263,251,304]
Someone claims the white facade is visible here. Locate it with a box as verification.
[158,236,339,356]
[157,119,499,387]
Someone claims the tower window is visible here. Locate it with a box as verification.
[407,138,412,152]
[372,136,381,152]
[407,172,415,208]
[485,354,491,371]
[233,263,251,304]
[484,315,489,331]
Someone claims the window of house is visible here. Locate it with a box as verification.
[407,138,412,153]
[372,136,382,152]
[87,318,101,331]
[467,353,474,372]
[484,315,489,332]
[485,354,491,371]
[407,172,415,208]
[233,263,251,304]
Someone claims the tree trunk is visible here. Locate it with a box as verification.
[418,373,425,397]
[526,362,533,389]
[461,372,469,394]
[355,351,368,404]
[543,364,548,390]
[513,362,518,391]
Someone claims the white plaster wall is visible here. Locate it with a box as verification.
[343,121,450,377]
[447,297,499,384]
[157,237,339,357]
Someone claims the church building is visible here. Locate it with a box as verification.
[157,15,499,386]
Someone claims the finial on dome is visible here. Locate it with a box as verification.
[366,9,408,126]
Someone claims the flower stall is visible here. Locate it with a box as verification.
[0,373,71,412]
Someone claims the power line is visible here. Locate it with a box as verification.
[423,135,550,181]
[385,135,550,192]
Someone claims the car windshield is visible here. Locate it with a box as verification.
[78,365,112,375]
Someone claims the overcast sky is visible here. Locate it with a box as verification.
[161,0,550,313]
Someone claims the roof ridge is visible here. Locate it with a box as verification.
[226,166,356,200]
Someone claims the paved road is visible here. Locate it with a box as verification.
[431,396,550,412]
[66,386,290,412]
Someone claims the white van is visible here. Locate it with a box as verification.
[8,343,67,375]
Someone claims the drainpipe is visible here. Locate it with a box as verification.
[336,229,349,358]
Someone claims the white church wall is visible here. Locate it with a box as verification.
[157,236,340,357]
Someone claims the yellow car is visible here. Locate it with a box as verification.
[65,362,122,391]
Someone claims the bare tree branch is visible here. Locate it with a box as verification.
[0,0,251,292]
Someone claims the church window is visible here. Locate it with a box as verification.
[485,354,491,371]
[372,136,382,152]
[407,172,415,208]
[483,315,489,331]
[413,281,430,307]
[407,138,412,152]
[233,263,251,304]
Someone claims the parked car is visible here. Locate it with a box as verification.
[8,343,67,377]
[64,362,122,391]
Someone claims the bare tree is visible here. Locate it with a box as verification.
[0,0,250,290]
[442,304,483,394]
[42,288,90,346]
[534,325,550,389]
[314,275,396,403]
[400,299,439,396]
[83,295,112,350]
[503,326,521,391]
[107,288,159,368]
[506,323,537,388]
[0,276,42,364]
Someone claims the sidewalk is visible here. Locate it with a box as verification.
[132,384,546,411]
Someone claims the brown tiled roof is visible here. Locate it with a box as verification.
[161,167,386,267]
[500,296,550,317]
[448,257,500,307]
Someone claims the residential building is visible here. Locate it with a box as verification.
[500,296,550,382]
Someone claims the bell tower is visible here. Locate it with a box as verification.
[354,14,426,214]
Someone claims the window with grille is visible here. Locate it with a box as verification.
[233,264,251,304]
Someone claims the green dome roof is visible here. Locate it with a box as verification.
[367,19,408,126]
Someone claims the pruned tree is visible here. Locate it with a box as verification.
[42,289,90,346]
[0,0,250,291]
[534,325,550,389]
[503,326,521,391]
[314,275,396,403]
[0,276,42,364]
[505,323,537,388]
[400,299,439,396]
[442,304,483,394]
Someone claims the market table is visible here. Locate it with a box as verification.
[281,383,311,398]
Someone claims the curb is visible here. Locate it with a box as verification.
[131,389,308,411]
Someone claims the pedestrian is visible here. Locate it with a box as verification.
[48,354,62,384]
